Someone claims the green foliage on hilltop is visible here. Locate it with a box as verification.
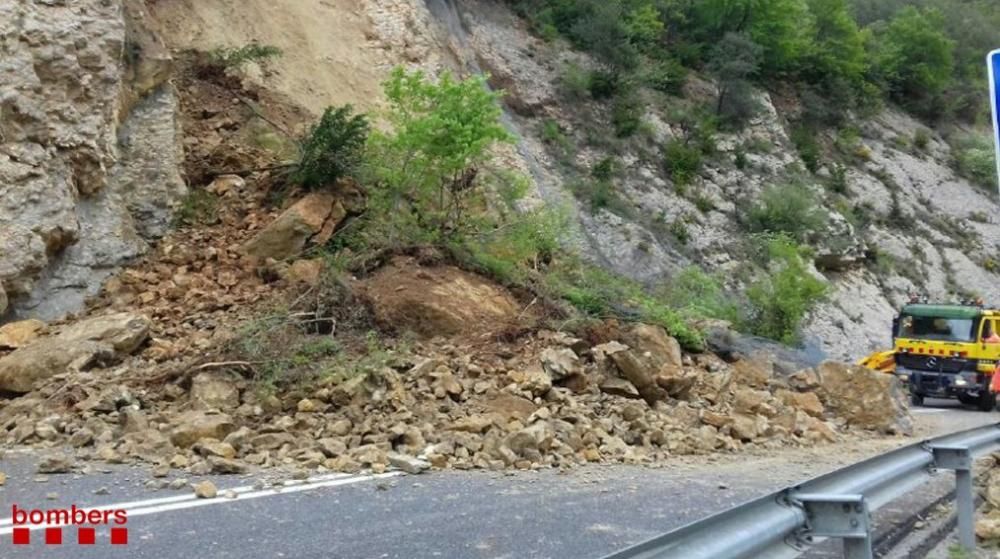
[507,0,1000,123]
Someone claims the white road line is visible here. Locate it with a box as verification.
[911,408,950,414]
[0,471,356,528]
[0,471,400,534]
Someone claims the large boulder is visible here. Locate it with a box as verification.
[0,313,151,393]
[169,411,236,448]
[622,323,682,370]
[814,361,912,435]
[364,257,523,337]
[243,193,345,260]
[190,372,241,410]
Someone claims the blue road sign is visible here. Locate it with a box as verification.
[988,49,1000,196]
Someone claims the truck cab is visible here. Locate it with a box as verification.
[896,304,1000,411]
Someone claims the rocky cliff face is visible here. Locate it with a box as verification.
[0,0,185,321]
[6,0,999,362]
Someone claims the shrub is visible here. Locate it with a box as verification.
[543,263,704,351]
[611,94,643,138]
[790,126,821,173]
[559,62,591,100]
[744,237,827,344]
[659,266,741,323]
[292,105,369,189]
[668,218,690,245]
[641,58,687,95]
[747,182,826,241]
[457,209,566,285]
[591,156,617,181]
[663,139,702,186]
[953,135,997,190]
[541,119,573,156]
[913,129,930,150]
[827,164,848,194]
[174,189,218,226]
[208,43,283,69]
[587,69,621,100]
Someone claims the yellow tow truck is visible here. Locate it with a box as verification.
[859,303,1000,411]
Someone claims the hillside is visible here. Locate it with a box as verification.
[1,0,997,478]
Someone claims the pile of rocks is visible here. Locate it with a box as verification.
[0,310,912,477]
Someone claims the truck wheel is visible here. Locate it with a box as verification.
[911,393,924,406]
[978,391,997,412]
[958,393,976,406]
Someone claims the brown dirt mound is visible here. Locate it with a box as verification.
[362,256,536,340]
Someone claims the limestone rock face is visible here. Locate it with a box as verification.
[0,0,185,321]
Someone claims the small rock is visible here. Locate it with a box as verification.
[224,489,238,499]
[168,478,189,490]
[0,472,6,486]
[388,452,431,474]
[193,480,217,499]
[297,398,318,413]
[93,487,109,495]
[46,492,58,500]
[37,454,73,474]
[151,464,170,478]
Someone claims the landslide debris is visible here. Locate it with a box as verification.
[0,218,912,476]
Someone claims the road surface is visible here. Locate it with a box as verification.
[0,398,995,559]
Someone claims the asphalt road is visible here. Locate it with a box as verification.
[0,398,996,559]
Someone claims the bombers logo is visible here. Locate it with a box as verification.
[7,505,128,545]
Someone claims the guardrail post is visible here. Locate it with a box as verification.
[931,445,975,551]
[792,493,872,559]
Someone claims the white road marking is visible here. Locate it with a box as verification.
[911,408,950,414]
[0,471,402,534]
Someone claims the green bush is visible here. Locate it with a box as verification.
[292,105,369,189]
[659,266,741,323]
[641,58,687,95]
[591,156,617,181]
[457,209,566,285]
[827,164,848,194]
[587,69,621,100]
[559,62,592,100]
[668,218,690,245]
[744,237,827,344]
[611,94,643,138]
[543,263,705,351]
[791,126,821,173]
[747,182,826,241]
[663,139,702,186]
[208,43,283,69]
[874,7,955,106]
[953,135,997,190]
[913,129,930,150]
[174,189,218,226]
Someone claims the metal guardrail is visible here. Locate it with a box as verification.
[603,423,1000,559]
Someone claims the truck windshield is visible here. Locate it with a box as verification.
[896,314,976,342]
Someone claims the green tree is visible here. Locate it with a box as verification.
[802,0,866,90]
[708,32,762,127]
[365,68,512,245]
[570,2,641,71]
[625,3,665,45]
[293,105,369,189]
[692,0,813,76]
[875,7,955,103]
